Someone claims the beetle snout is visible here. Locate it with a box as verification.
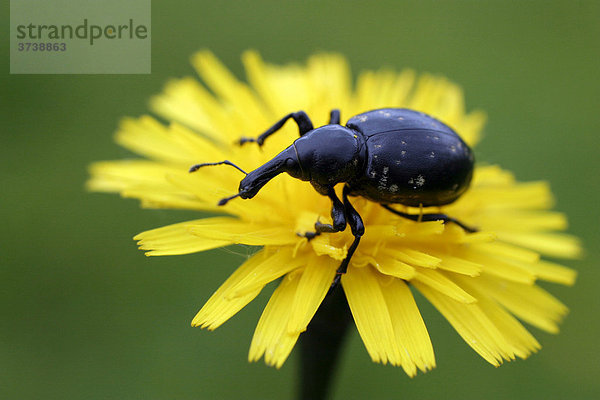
[237,179,260,199]
[238,186,253,199]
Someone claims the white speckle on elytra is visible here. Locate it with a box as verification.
[395,160,402,165]
[358,115,368,122]
[401,150,406,156]
[397,117,404,120]
[450,145,457,153]
[433,135,440,141]
[382,111,391,117]
[409,175,425,187]
[370,171,377,178]
[401,140,407,145]
[390,184,399,192]
[378,166,390,190]
[452,183,459,191]
[415,175,425,187]
[429,152,435,158]
[373,155,378,159]
[374,144,382,148]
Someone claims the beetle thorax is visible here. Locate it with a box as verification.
[287,125,365,194]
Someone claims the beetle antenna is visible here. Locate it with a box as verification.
[218,192,242,206]
[189,160,247,175]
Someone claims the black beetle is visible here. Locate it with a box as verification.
[190,108,476,287]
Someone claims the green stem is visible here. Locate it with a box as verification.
[297,287,353,400]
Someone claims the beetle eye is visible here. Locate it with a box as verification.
[285,158,297,169]
[284,157,305,179]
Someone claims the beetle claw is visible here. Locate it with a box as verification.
[296,231,320,241]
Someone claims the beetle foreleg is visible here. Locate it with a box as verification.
[238,111,314,146]
[342,185,365,238]
[329,186,365,293]
[298,186,346,240]
[381,204,478,233]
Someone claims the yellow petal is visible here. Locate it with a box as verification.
[526,260,577,286]
[115,116,199,165]
[192,250,270,330]
[367,254,415,280]
[167,122,228,158]
[457,109,486,148]
[229,248,307,297]
[395,220,445,237]
[476,276,568,333]
[134,218,231,256]
[387,69,416,110]
[191,50,270,135]
[306,53,353,113]
[309,235,347,261]
[415,281,516,366]
[87,160,174,192]
[473,181,555,211]
[88,161,215,211]
[380,277,436,376]
[242,50,291,118]
[342,266,401,365]
[190,220,297,247]
[471,164,515,186]
[454,276,541,359]
[287,255,338,334]
[434,254,482,276]
[472,242,576,285]
[149,77,232,142]
[413,269,477,304]
[496,231,582,259]
[249,271,302,368]
[477,211,568,232]
[383,248,441,269]
[476,242,540,264]
[459,248,536,285]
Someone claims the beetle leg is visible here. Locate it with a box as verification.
[298,187,346,240]
[381,204,478,233]
[329,185,365,292]
[238,111,314,146]
[329,109,341,125]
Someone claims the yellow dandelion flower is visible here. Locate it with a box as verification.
[88,50,580,377]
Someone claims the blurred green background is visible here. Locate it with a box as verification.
[2,1,599,399]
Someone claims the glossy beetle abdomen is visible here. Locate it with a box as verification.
[346,109,474,207]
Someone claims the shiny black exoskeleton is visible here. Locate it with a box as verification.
[190,108,476,288]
